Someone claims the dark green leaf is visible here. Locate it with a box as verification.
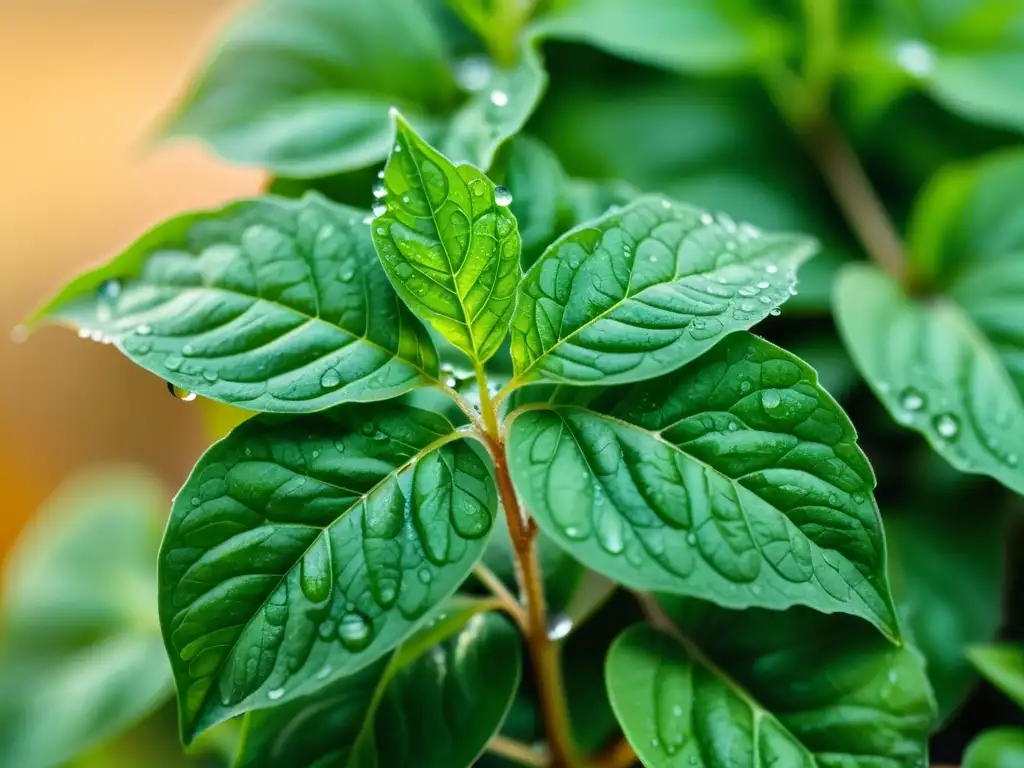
[163,0,454,177]
[531,0,792,74]
[605,604,933,767]
[236,600,520,767]
[33,194,440,413]
[372,113,522,363]
[963,727,1024,768]
[508,197,817,387]
[159,402,498,741]
[0,469,173,768]
[887,507,1006,721]
[502,136,573,268]
[968,644,1024,709]
[507,332,899,638]
[835,263,1024,494]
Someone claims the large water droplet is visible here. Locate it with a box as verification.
[563,525,586,540]
[761,389,782,410]
[548,612,573,641]
[135,323,152,336]
[164,355,183,372]
[899,387,925,412]
[300,536,333,603]
[418,568,433,584]
[168,382,196,402]
[98,279,122,301]
[688,317,723,341]
[769,307,782,316]
[267,687,285,701]
[494,185,513,206]
[489,89,509,107]
[372,200,387,217]
[372,180,387,199]
[337,612,373,651]
[765,264,779,274]
[339,267,355,282]
[321,369,341,389]
[933,413,960,440]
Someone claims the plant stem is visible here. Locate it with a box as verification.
[594,737,638,768]
[475,362,502,438]
[474,562,528,630]
[487,735,549,767]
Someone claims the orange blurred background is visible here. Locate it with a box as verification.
[0,0,264,558]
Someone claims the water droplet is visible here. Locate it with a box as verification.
[418,568,432,584]
[89,329,105,342]
[548,613,573,641]
[372,180,387,199]
[688,317,722,341]
[362,214,373,224]
[899,387,925,412]
[376,169,385,179]
[393,143,402,153]
[372,200,387,217]
[661,199,671,209]
[203,370,219,383]
[649,255,658,263]
[9,325,27,344]
[756,280,770,289]
[741,301,754,312]
[759,295,771,304]
[827,493,839,506]
[765,264,779,274]
[686,532,697,545]
[739,380,751,394]
[98,279,122,301]
[651,738,660,748]
[454,55,492,92]
[318,621,335,640]
[167,382,196,402]
[136,323,152,336]
[769,307,782,316]
[182,343,195,357]
[494,185,513,206]
[77,328,90,339]
[727,421,738,432]
[762,390,782,410]
[1007,453,1019,467]
[321,370,341,389]
[340,267,355,282]
[337,612,372,651]
[564,526,585,540]
[489,89,509,107]
[699,212,714,225]
[267,687,285,701]
[164,355,183,372]
[316,664,333,681]
[895,39,935,77]
[933,413,960,440]
[739,286,758,297]
[853,491,865,504]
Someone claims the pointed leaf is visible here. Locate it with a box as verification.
[0,470,172,768]
[236,601,520,768]
[33,195,439,413]
[835,263,1024,495]
[163,0,455,177]
[372,114,522,362]
[606,605,933,767]
[159,403,498,741]
[507,332,898,638]
[967,644,1024,709]
[508,197,816,387]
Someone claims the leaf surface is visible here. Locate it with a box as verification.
[963,727,1024,768]
[509,197,816,387]
[159,402,497,741]
[236,601,519,767]
[507,332,898,638]
[968,644,1024,709]
[372,114,522,362]
[34,195,439,413]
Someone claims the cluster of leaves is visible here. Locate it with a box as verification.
[10,0,1024,766]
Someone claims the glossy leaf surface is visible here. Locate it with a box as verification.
[963,727,1024,768]
[509,197,816,387]
[508,332,898,638]
[163,0,454,176]
[968,644,1024,709]
[372,114,522,363]
[835,263,1024,494]
[159,403,497,741]
[236,601,519,767]
[0,470,173,768]
[35,195,439,413]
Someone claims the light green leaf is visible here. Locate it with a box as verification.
[964,727,1024,768]
[606,605,933,767]
[236,601,519,768]
[508,197,816,387]
[0,469,173,768]
[32,194,439,413]
[159,402,498,742]
[443,43,547,170]
[887,507,1006,722]
[967,644,1024,709]
[372,113,522,363]
[531,0,792,74]
[507,331,899,639]
[834,263,1024,494]
[163,0,454,177]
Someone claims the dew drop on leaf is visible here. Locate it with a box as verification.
[769,307,782,316]
[765,264,779,274]
[167,382,196,402]
[418,568,432,584]
[98,278,122,301]
[372,200,387,217]
[317,620,334,641]
[757,280,770,289]
[686,532,697,545]
[548,613,573,641]
[337,612,372,651]
[320,370,341,389]
[494,185,513,206]
[135,323,151,336]
[371,180,386,199]
[489,89,509,107]
[898,387,925,412]
[564,525,585,540]
[316,664,333,680]
[699,212,713,225]
[267,687,285,701]
[339,267,355,282]
[761,390,782,410]
[933,413,960,440]
[164,355,184,371]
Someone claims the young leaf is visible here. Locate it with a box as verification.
[508,197,816,388]
[0,469,172,768]
[887,506,1006,721]
[507,332,899,638]
[963,728,1024,768]
[835,263,1024,495]
[159,402,498,742]
[236,600,520,768]
[530,0,792,74]
[606,604,934,767]
[32,195,439,413]
[163,0,455,177]
[967,644,1024,709]
[372,113,522,363]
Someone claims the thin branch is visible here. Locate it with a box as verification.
[474,562,527,630]
[487,735,550,767]
[437,381,487,431]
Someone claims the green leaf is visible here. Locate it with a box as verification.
[605,605,934,767]
[887,507,1006,721]
[967,645,1024,709]
[236,600,520,767]
[443,43,547,170]
[33,194,439,413]
[507,331,899,639]
[834,263,1024,495]
[163,0,455,177]
[159,402,498,742]
[964,727,1024,768]
[508,197,816,387]
[0,469,173,768]
[531,0,792,74]
[372,113,522,363]
[501,136,573,268]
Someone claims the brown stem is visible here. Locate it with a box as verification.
[487,735,550,767]
[474,562,528,631]
[803,117,909,284]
